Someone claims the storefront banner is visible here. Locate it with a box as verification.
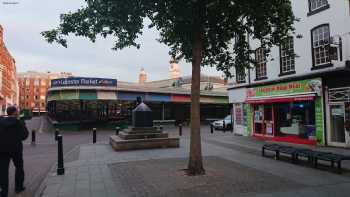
[51,77,117,88]
[246,78,322,98]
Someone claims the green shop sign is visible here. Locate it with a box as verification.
[247,78,322,98]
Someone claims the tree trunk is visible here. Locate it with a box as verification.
[187,26,205,176]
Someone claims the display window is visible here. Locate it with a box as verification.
[252,101,316,141]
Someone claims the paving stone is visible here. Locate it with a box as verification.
[35,126,350,197]
[108,156,305,197]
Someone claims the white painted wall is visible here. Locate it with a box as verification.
[228,0,350,88]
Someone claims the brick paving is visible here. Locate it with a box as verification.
[7,118,350,197]
[109,157,304,197]
[7,116,116,197]
[35,129,350,197]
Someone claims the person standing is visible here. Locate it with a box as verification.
[0,106,29,197]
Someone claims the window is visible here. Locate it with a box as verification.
[280,37,295,75]
[308,0,329,15]
[255,48,267,80]
[311,24,331,68]
[236,67,246,83]
[34,79,40,86]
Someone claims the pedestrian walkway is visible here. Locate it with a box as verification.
[35,131,350,197]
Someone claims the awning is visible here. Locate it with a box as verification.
[246,95,315,104]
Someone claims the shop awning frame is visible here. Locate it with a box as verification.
[246,94,316,104]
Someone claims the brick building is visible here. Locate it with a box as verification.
[0,25,18,115]
[17,71,72,113]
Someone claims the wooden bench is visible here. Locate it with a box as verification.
[262,143,350,174]
[262,144,299,162]
[294,148,315,164]
[313,152,350,174]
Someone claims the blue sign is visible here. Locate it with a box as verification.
[51,77,117,88]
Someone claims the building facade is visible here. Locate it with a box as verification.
[17,71,72,113]
[228,0,350,147]
[46,77,229,130]
[0,25,18,115]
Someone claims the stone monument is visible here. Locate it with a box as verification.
[110,99,179,151]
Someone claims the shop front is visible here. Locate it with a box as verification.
[229,88,251,136]
[245,78,325,145]
[326,87,350,147]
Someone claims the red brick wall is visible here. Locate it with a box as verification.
[0,25,17,113]
[18,77,50,111]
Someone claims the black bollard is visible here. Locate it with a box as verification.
[179,124,182,136]
[115,127,120,135]
[31,130,36,145]
[223,120,226,133]
[210,124,214,134]
[55,128,60,141]
[57,135,65,175]
[93,128,97,144]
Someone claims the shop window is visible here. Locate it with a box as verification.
[252,101,316,140]
[255,48,267,80]
[311,24,332,69]
[308,0,330,16]
[236,67,246,84]
[275,102,315,139]
[279,37,295,75]
[235,105,244,125]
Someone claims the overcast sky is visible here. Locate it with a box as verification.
[0,0,222,82]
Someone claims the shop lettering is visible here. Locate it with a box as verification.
[51,77,117,87]
[246,79,321,98]
[257,82,301,93]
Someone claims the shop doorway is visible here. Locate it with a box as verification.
[329,104,347,147]
[253,104,274,137]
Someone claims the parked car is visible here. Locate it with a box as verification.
[211,115,233,130]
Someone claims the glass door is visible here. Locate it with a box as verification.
[329,104,346,146]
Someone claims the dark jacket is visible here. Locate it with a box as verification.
[0,116,29,153]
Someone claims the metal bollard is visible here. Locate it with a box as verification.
[210,124,214,134]
[31,130,36,145]
[55,129,60,141]
[57,135,65,175]
[179,124,182,136]
[115,127,120,135]
[93,128,97,144]
[223,120,226,133]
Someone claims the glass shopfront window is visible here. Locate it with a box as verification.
[253,101,316,140]
[275,101,315,139]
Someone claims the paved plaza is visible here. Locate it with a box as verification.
[5,117,350,197]
[31,126,350,197]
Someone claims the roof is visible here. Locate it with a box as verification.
[144,74,226,88]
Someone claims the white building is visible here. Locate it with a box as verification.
[228,0,350,147]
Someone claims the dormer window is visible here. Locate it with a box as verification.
[308,0,330,16]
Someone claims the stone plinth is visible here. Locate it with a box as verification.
[110,102,179,151]
[110,135,179,151]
